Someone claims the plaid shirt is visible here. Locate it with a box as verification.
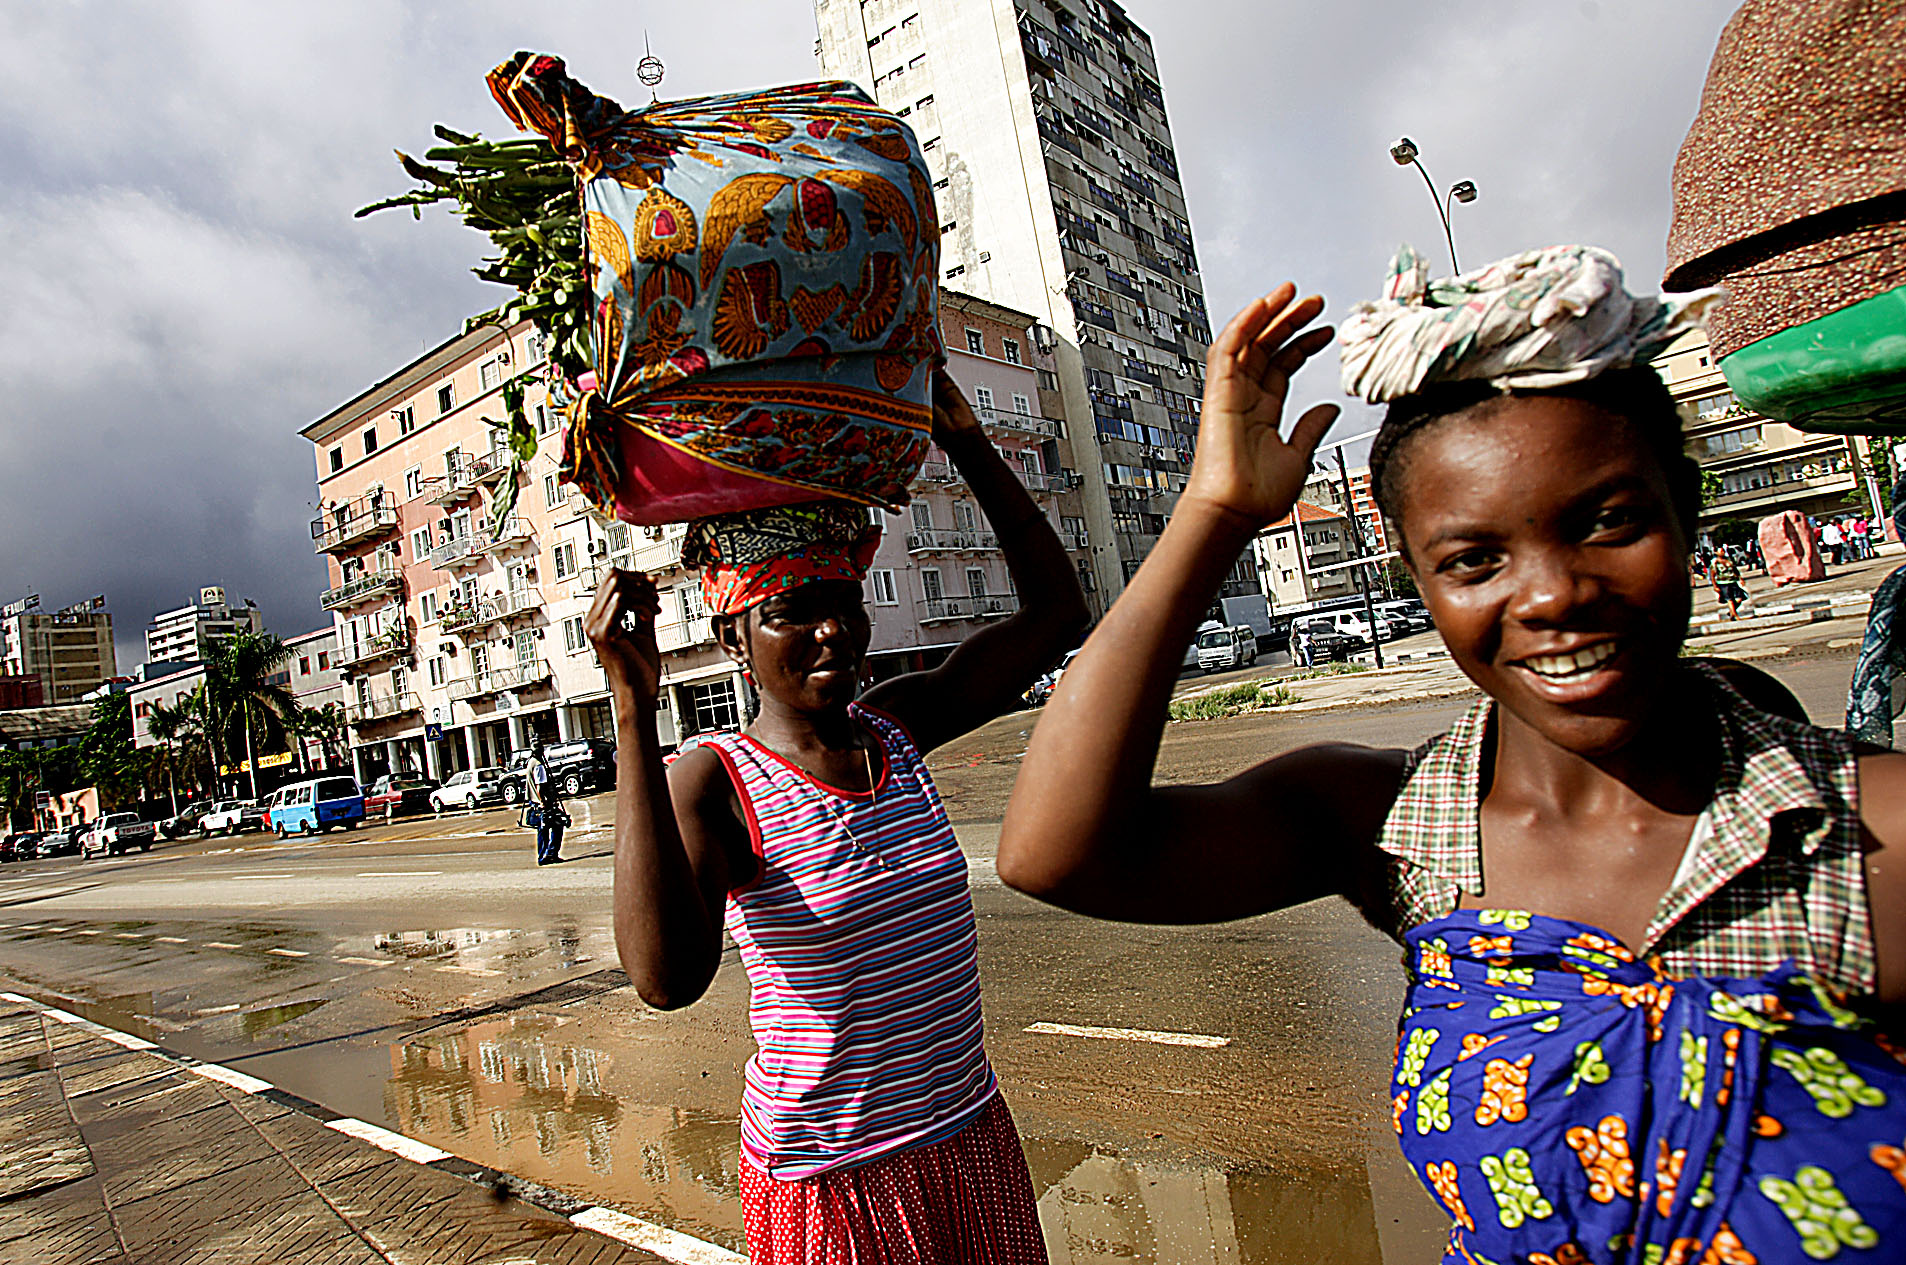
[1355,662,1877,995]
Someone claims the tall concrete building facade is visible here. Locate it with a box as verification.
[0,595,116,707]
[145,586,265,666]
[815,0,1238,599]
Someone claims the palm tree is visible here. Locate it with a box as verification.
[208,632,302,801]
[295,702,349,773]
[145,697,208,815]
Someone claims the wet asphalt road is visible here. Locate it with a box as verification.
[0,651,1862,1263]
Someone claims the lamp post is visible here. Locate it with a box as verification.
[1389,137,1477,274]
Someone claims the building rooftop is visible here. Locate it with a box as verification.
[0,703,94,748]
[1264,500,1346,530]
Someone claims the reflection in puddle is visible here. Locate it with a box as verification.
[241,997,327,1036]
[373,928,518,959]
[383,1012,1422,1262]
[385,1013,746,1252]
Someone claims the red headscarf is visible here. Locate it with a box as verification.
[683,502,882,616]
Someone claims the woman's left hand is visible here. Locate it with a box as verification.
[931,371,985,446]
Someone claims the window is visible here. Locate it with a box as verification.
[908,53,926,69]
[563,615,586,654]
[526,330,546,364]
[420,591,439,623]
[428,656,445,687]
[437,383,456,414]
[1038,367,1059,390]
[328,447,343,473]
[607,521,631,552]
[1003,338,1021,365]
[911,501,933,530]
[945,264,964,278]
[941,219,958,234]
[1695,391,1738,420]
[404,466,423,499]
[953,501,978,531]
[479,358,503,391]
[410,527,431,560]
[317,651,330,670]
[544,473,560,508]
[974,385,995,410]
[393,405,415,436]
[869,569,898,605]
[362,427,378,456]
[966,567,988,598]
[390,666,407,698]
[965,329,985,354]
[921,568,944,601]
[298,656,310,676]
[923,136,939,150]
[1012,393,1032,415]
[553,541,578,580]
[536,404,556,436]
[689,680,741,734]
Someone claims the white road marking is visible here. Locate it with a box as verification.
[326,1118,451,1164]
[155,936,188,943]
[197,1004,240,1014]
[570,1207,748,1265]
[1024,1021,1230,1048]
[436,964,501,977]
[356,871,443,878]
[192,1063,273,1094]
[72,930,99,936]
[203,941,242,949]
[223,873,293,880]
[115,933,145,939]
[265,948,308,958]
[337,956,389,966]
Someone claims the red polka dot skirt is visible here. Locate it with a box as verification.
[739,1093,1049,1264]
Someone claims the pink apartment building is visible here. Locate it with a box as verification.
[302,294,1092,784]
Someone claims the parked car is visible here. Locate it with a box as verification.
[1289,619,1363,664]
[13,831,51,860]
[35,823,88,857]
[500,739,617,803]
[364,775,436,820]
[84,812,156,858]
[161,801,215,839]
[1374,599,1433,636]
[200,799,267,836]
[430,768,506,814]
[1298,609,1395,646]
[269,777,365,836]
[1195,624,1260,673]
[0,832,32,862]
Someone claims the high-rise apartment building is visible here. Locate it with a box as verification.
[0,594,116,707]
[144,586,265,666]
[816,0,1242,601]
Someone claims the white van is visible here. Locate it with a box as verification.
[1295,609,1394,646]
[1195,624,1259,673]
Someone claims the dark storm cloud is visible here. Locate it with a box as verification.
[0,1,1739,669]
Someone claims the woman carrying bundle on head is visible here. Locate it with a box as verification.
[997,246,1906,1264]
[585,373,1085,1264]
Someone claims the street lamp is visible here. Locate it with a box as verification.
[1389,137,1477,274]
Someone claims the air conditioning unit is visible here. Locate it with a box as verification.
[588,540,608,557]
[644,525,665,540]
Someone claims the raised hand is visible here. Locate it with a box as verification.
[930,370,985,445]
[1181,284,1341,528]
[586,568,663,700]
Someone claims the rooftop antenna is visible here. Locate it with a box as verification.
[636,34,665,101]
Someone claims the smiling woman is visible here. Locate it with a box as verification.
[997,250,1906,1264]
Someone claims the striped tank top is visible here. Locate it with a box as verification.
[695,704,997,1180]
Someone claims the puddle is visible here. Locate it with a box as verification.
[373,928,520,959]
[240,998,329,1035]
[374,1012,1444,1262]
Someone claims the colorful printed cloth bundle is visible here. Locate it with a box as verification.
[489,54,942,527]
[1396,909,1906,1264]
[683,503,882,617]
[1339,245,1722,405]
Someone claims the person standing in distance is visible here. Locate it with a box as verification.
[529,741,564,865]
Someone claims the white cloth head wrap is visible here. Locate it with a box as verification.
[1338,244,1723,404]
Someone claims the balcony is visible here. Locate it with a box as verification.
[977,407,1059,439]
[914,461,965,487]
[446,658,553,702]
[429,452,502,505]
[1056,530,1088,551]
[906,528,998,554]
[312,500,398,554]
[918,594,1021,625]
[320,567,403,612]
[657,617,715,654]
[336,624,411,670]
[347,691,421,725]
[440,588,543,635]
[478,516,534,555]
[430,535,484,570]
[1017,469,1063,495]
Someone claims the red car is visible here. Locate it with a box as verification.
[364,775,437,820]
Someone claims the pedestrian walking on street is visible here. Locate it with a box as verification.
[998,250,1906,1265]
[1708,548,1747,620]
[528,741,565,864]
[1823,517,1846,565]
[586,373,1085,1264]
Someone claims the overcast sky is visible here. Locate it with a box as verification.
[0,0,1742,670]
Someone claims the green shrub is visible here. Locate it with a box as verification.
[1168,680,1274,721]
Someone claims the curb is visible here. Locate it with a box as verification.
[0,990,745,1265]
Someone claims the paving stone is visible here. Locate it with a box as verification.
[0,1175,124,1264]
[114,1158,320,1262]
[353,1194,611,1265]
[247,1108,395,1186]
[0,1068,91,1199]
[315,1154,471,1226]
[67,1072,223,1135]
[61,1050,177,1099]
[89,1101,282,1206]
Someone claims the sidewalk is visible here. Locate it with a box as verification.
[0,994,711,1265]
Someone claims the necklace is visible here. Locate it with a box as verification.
[822,726,887,869]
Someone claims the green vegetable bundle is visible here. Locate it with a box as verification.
[357,125,595,527]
